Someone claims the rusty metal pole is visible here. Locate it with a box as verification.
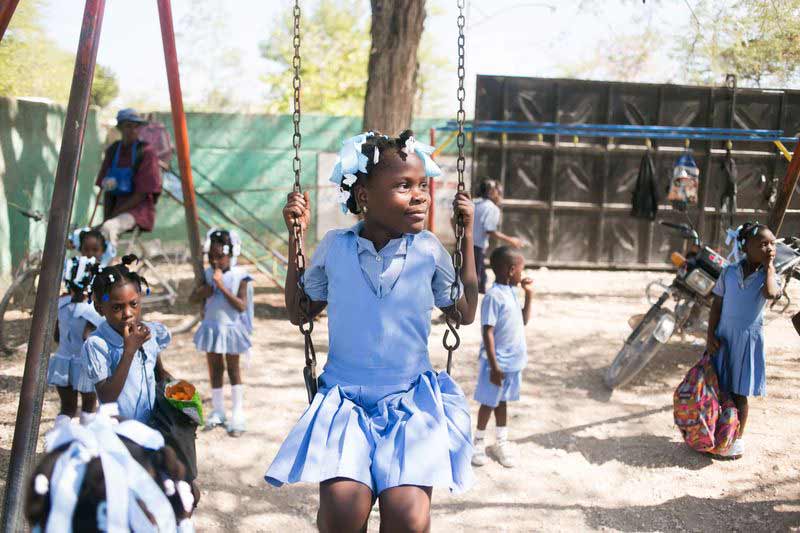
[0,1,105,530]
[768,146,800,235]
[0,0,20,43]
[156,0,204,282]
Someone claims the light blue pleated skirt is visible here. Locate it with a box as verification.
[265,370,474,495]
[193,322,251,355]
[47,353,95,393]
[713,322,766,397]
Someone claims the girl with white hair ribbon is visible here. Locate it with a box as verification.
[268,130,479,530]
[48,256,104,429]
[26,408,196,532]
[189,228,254,437]
[69,227,116,267]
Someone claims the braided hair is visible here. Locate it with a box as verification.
[89,254,149,303]
[737,222,769,249]
[120,438,198,520]
[78,229,108,253]
[64,256,96,303]
[25,439,194,531]
[476,179,500,199]
[340,129,415,214]
[208,229,233,255]
[25,443,108,532]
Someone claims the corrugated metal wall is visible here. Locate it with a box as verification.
[474,76,800,268]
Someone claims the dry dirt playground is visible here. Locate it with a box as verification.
[1,269,799,532]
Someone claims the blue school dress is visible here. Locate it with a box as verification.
[47,296,103,392]
[265,223,474,495]
[473,283,528,408]
[82,320,172,422]
[193,267,254,355]
[712,261,778,397]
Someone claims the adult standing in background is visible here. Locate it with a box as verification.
[473,179,524,293]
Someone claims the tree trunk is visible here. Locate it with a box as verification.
[363,0,425,135]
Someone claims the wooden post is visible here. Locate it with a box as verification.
[768,146,800,235]
[0,1,105,530]
[156,0,204,282]
[0,0,20,43]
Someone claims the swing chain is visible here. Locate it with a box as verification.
[292,0,302,190]
[290,0,317,403]
[442,0,467,374]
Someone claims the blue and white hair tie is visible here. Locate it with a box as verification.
[329,132,442,213]
[38,408,178,532]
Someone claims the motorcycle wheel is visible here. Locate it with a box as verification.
[605,309,671,390]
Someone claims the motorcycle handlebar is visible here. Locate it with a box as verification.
[659,221,686,231]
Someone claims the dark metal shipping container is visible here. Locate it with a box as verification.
[473,75,800,268]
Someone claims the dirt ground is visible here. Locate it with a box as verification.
[1,269,800,532]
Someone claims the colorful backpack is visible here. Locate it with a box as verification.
[673,352,739,454]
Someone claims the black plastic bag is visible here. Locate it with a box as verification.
[149,380,199,482]
[631,150,659,220]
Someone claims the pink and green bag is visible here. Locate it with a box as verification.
[673,352,739,454]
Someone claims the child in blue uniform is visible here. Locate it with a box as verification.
[266,131,479,532]
[190,228,253,437]
[81,255,173,423]
[707,222,781,459]
[472,179,523,293]
[471,247,533,468]
[69,227,115,266]
[47,256,104,427]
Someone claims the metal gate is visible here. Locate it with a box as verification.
[472,76,800,267]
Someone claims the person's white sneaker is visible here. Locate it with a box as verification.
[489,441,515,468]
[719,438,745,459]
[471,442,489,466]
[227,412,246,438]
[204,411,226,430]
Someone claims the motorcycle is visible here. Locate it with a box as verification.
[605,220,800,390]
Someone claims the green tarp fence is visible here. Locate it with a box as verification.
[0,96,462,280]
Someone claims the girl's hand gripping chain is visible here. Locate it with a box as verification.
[453,191,474,232]
[283,191,311,234]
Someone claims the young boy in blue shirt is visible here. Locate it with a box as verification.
[472,246,533,468]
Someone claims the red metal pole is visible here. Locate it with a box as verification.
[768,148,800,235]
[156,0,204,283]
[0,1,105,530]
[428,127,436,232]
[0,0,20,43]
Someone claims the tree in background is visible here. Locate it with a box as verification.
[260,0,371,116]
[679,0,800,87]
[260,0,447,121]
[362,0,425,133]
[90,65,120,108]
[0,0,118,107]
[176,0,246,111]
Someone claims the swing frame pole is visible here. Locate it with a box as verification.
[0,1,106,530]
[0,0,20,43]
[768,147,799,235]
[156,0,204,283]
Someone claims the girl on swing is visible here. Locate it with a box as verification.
[266,130,478,532]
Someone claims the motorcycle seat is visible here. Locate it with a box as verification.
[774,242,800,273]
